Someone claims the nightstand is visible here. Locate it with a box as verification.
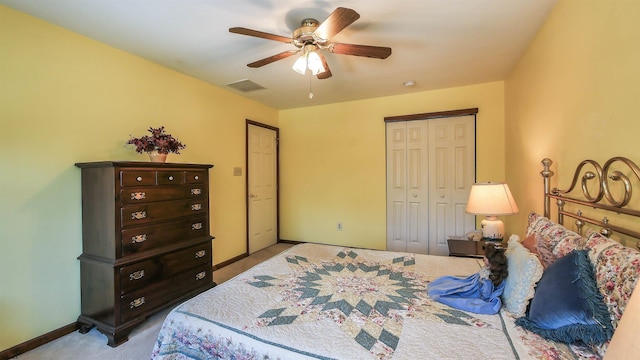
[447,236,486,258]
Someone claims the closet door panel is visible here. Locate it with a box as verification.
[406,121,429,253]
[428,116,476,255]
[386,123,408,252]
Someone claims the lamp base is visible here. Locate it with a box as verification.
[480,216,504,241]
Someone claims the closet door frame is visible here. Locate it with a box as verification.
[384,108,478,254]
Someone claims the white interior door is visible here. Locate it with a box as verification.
[248,123,278,254]
[386,121,429,253]
[428,116,476,256]
[386,115,476,255]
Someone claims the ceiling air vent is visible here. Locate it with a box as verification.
[225,79,266,92]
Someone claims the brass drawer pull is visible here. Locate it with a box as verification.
[131,211,147,220]
[195,271,206,280]
[195,250,206,258]
[191,204,202,211]
[129,270,145,281]
[131,234,147,244]
[192,222,203,230]
[130,297,145,308]
[131,192,146,200]
[191,188,202,195]
[136,176,143,182]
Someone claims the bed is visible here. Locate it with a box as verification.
[151,157,640,359]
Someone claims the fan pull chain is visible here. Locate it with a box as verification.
[308,71,314,99]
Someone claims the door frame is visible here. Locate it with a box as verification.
[384,108,478,253]
[246,119,280,255]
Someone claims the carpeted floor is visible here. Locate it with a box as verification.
[11,243,294,360]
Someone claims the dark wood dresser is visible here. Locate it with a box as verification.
[74,161,215,347]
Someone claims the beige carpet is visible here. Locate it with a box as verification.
[11,243,294,360]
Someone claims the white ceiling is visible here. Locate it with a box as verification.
[1,0,557,110]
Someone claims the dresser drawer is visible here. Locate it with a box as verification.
[120,263,212,323]
[121,215,208,256]
[156,170,185,185]
[120,243,211,295]
[185,170,207,184]
[121,199,208,227]
[121,186,207,205]
[121,170,156,187]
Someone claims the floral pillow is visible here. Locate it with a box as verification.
[535,234,556,269]
[501,235,544,317]
[526,212,586,264]
[526,212,546,237]
[584,229,616,250]
[553,234,586,258]
[588,239,640,330]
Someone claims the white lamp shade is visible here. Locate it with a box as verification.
[465,182,518,240]
[465,182,519,216]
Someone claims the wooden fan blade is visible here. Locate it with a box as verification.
[229,27,292,44]
[316,53,332,79]
[247,51,298,68]
[314,7,360,40]
[330,43,392,59]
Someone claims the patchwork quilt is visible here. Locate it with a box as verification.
[151,243,599,359]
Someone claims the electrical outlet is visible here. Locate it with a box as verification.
[337,222,343,231]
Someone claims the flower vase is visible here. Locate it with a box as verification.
[148,151,168,163]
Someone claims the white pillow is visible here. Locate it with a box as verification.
[501,234,544,317]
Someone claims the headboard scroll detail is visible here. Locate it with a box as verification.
[541,157,640,250]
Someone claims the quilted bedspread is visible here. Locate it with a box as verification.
[151,243,599,359]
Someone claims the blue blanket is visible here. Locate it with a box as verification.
[427,269,505,314]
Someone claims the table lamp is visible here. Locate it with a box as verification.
[465,182,519,241]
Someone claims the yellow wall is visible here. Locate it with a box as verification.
[0,6,278,350]
[505,0,640,239]
[279,81,506,249]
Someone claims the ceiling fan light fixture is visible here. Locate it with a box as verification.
[292,54,308,75]
[307,51,325,75]
[292,45,325,76]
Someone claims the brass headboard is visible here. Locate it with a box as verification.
[541,157,640,250]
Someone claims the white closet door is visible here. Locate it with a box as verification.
[428,116,476,256]
[386,116,475,255]
[386,121,429,253]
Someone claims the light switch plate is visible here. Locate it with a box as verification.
[233,167,242,176]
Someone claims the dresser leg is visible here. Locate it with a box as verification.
[77,322,94,334]
[99,319,145,347]
[77,316,95,334]
[101,329,131,348]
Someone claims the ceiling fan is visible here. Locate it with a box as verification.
[229,7,392,80]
